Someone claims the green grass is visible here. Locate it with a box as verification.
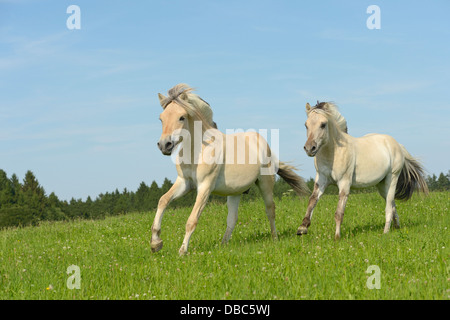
[0,192,448,300]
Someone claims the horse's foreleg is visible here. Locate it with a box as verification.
[222,195,241,244]
[151,178,190,253]
[334,188,349,240]
[297,177,327,235]
[334,179,351,240]
[179,183,213,256]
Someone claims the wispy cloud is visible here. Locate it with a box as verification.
[0,31,72,70]
[352,80,433,99]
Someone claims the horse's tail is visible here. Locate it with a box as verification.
[395,146,429,201]
[276,161,310,197]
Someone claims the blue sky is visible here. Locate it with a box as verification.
[1,0,449,201]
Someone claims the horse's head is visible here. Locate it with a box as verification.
[157,97,189,156]
[156,84,217,156]
[303,102,330,157]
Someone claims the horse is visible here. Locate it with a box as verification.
[298,101,428,240]
[151,84,310,255]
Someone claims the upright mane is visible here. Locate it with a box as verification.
[309,101,348,134]
[159,83,217,129]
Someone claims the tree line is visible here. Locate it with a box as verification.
[0,169,448,229]
[0,169,292,229]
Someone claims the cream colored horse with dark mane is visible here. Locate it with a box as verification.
[152,84,309,255]
[299,102,428,240]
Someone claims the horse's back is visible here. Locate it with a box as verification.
[358,133,404,161]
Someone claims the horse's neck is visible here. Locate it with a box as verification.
[181,122,224,164]
[317,133,349,163]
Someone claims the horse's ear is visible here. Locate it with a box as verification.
[158,93,166,107]
[305,102,311,113]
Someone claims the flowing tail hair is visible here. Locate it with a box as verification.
[276,162,310,197]
[395,146,429,201]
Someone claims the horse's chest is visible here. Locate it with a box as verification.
[177,163,219,185]
[315,153,352,182]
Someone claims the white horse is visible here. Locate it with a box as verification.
[151,84,309,255]
[298,101,428,240]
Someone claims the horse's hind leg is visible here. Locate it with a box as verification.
[376,180,400,230]
[377,180,400,229]
[382,173,400,233]
[256,175,278,240]
[222,195,241,244]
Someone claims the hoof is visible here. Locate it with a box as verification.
[151,239,163,253]
[297,226,308,235]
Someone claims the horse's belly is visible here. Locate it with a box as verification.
[212,163,260,196]
[352,170,387,188]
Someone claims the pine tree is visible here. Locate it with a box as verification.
[21,171,47,220]
[45,192,66,221]
[437,172,450,190]
[0,170,14,206]
[48,192,60,207]
[161,178,172,194]
[148,180,162,210]
[136,182,149,211]
[10,174,21,203]
[114,188,130,214]
[0,169,8,190]
[22,171,43,195]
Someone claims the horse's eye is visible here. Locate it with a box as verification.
[179,116,185,121]
[320,122,326,129]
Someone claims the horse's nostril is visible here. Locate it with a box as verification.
[165,141,173,150]
[311,146,316,152]
[304,145,307,151]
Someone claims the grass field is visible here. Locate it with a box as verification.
[0,192,448,300]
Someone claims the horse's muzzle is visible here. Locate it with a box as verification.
[304,143,318,157]
[157,138,175,155]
